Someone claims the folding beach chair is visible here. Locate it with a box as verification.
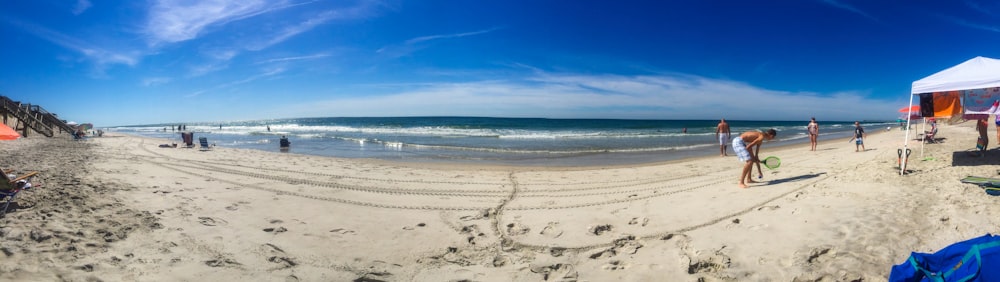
[921,127,938,143]
[199,137,212,151]
[1,169,39,217]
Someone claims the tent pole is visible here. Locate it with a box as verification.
[920,118,925,158]
[902,93,915,175]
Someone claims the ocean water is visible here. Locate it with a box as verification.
[108,117,894,166]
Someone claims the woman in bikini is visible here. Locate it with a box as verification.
[807,117,818,151]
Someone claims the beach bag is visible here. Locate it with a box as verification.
[889,234,1000,282]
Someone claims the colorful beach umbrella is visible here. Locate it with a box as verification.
[0,123,20,140]
[899,105,920,113]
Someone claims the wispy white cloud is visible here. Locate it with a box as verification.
[145,0,376,78]
[248,3,378,51]
[4,18,140,73]
[963,0,994,15]
[141,77,172,86]
[286,72,896,121]
[819,0,877,21]
[72,0,92,15]
[247,10,348,51]
[188,61,230,78]
[145,0,374,48]
[256,53,331,64]
[187,67,286,97]
[942,15,1000,33]
[377,27,503,58]
[180,47,239,77]
[404,27,502,45]
[144,0,279,46]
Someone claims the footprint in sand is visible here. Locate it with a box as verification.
[329,228,356,235]
[804,247,835,264]
[627,217,650,226]
[402,223,427,230]
[204,257,242,268]
[267,256,297,268]
[589,224,613,236]
[540,222,563,238]
[506,222,530,236]
[757,205,780,211]
[261,243,285,254]
[263,227,288,233]
[198,217,228,226]
[602,260,629,271]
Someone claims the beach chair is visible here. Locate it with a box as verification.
[199,137,212,151]
[921,127,938,143]
[1,169,39,217]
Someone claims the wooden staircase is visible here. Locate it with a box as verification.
[0,95,75,138]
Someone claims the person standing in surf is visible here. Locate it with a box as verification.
[716,119,731,156]
[807,117,819,151]
[733,129,776,188]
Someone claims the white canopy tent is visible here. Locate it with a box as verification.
[902,56,1000,174]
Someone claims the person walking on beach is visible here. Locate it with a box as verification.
[975,117,989,156]
[851,121,866,152]
[807,117,819,151]
[716,119,731,156]
[733,129,777,188]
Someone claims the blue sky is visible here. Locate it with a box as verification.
[2,0,999,126]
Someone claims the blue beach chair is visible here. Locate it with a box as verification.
[199,137,212,151]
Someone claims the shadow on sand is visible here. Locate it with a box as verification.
[765,172,827,185]
[952,150,1000,167]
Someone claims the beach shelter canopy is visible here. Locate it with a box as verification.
[0,123,20,140]
[901,56,1000,175]
[912,56,1000,94]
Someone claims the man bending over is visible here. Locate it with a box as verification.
[733,129,777,188]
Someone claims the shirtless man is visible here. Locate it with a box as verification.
[733,129,777,188]
[715,119,731,156]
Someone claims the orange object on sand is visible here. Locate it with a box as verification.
[0,124,20,140]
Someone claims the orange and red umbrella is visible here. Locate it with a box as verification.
[0,123,20,140]
[899,105,920,113]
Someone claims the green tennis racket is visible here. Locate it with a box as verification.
[762,156,781,169]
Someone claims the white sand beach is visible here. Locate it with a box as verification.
[3,121,1000,281]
